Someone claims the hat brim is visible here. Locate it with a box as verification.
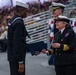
[51,6,64,11]
[51,7,60,11]
[55,18,70,24]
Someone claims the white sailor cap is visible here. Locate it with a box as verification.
[54,16,70,24]
[16,1,29,9]
[51,2,65,10]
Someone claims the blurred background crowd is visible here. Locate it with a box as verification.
[0,0,75,29]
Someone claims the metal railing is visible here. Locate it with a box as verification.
[24,10,49,44]
[24,1,76,49]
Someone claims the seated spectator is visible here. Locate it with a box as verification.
[69,10,76,18]
[0,28,8,52]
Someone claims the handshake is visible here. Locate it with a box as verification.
[32,42,60,56]
[35,49,49,56]
[34,42,60,56]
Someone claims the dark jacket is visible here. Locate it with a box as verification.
[7,15,28,62]
[54,22,59,34]
[49,27,76,65]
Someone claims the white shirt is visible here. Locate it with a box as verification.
[60,28,65,34]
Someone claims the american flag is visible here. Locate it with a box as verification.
[48,19,54,41]
[70,18,76,34]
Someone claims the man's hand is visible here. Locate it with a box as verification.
[18,63,25,73]
[42,49,47,54]
[35,51,40,56]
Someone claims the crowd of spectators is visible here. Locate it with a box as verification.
[0,1,58,35]
[0,0,71,25]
